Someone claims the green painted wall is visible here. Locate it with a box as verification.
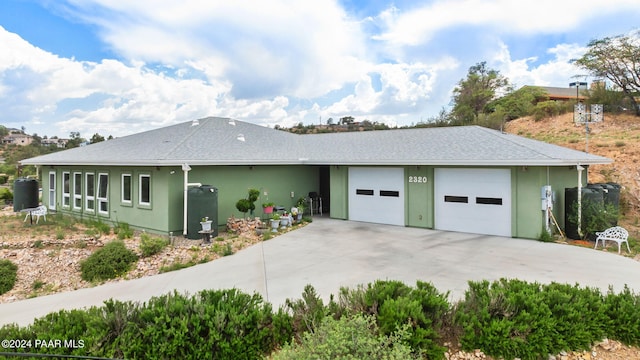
[512,166,581,239]
[406,166,432,228]
[183,165,319,230]
[43,165,318,235]
[41,163,584,240]
[329,166,348,220]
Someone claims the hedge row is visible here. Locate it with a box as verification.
[0,279,638,359]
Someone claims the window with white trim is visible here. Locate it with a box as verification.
[85,172,95,212]
[97,173,109,214]
[73,172,82,210]
[62,172,70,208]
[139,174,151,207]
[121,174,132,204]
[48,171,56,210]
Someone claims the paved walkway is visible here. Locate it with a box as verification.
[2,217,640,327]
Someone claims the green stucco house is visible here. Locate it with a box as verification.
[21,117,611,239]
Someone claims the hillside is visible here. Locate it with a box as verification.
[504,112,640,231]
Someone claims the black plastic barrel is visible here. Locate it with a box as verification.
[186,185,218,239]
[13,178,39,212]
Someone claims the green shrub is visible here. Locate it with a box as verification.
[327,280,449,359]
[139,233,169,257]
[113,222,133,240]
[532,100,571,121]
[272,314,417,360]
[285,285,328,337]
[0,187,12,203]
[80,241,138,282]
[455,279,610,360]
[0,259,18,295]
[538,226,553,242]
[604,285,640,346]
[120,289,292,359]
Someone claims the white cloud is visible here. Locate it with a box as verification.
[492,41,587,89]
[63,0,369,99]
[374,0,640,46]
[1,1,638,138]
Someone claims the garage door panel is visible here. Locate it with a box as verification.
[435,168,511,237]
[348,168,404,226]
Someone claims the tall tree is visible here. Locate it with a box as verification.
[66,131,85,149]
[450,62,510,125]
[90,133,105,143]
[573,30,640,116]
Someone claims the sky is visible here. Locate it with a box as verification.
[0,0,638,139]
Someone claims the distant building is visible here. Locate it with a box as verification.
[41,138,69,148]
[535,86,588,102]
[2,129,33,146]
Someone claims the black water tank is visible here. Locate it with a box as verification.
[13,178,39,212]
[186,185,218,239]
[564,187,604,240]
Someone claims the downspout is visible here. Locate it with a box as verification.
[576,165,584,238]
[182,163,202,236]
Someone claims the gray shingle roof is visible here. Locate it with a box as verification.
[21,117,611,167]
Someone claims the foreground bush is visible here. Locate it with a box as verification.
[0,289,292,359]
[0,259,18,295]
[272,314,416,359]
[455,279,615,360]
[289,280,450,359]
[80,240,138,282]
[1,280,639,359]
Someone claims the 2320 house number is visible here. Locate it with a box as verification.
[408,176,427,183]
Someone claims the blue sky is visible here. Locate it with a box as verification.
[0,0,638,138]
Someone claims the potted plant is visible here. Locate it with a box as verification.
[270,214,280,232]
[262,202,275,214]
[296,197,306,220]
[280,211,290,228]
[200,217,213,232]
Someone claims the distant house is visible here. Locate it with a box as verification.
[41,138,69,148]
[21,117,611,240]
[2,129,33,146]
[539,86,588,102]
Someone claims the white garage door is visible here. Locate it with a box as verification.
[348,167,405,226]
[434,168,511,237]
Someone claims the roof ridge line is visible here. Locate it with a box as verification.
[474,125,560,160]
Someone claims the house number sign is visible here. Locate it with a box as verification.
[408,176,427,183]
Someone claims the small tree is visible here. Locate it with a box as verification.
[573,30,640,116]
[567,199,620,240]
[236,188,260,217]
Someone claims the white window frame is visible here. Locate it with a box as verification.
[97,173,109,215]
[121,173,132,205]
[62,172,70,208]
[73,172,82,210]
[139,174,151,207]
[85,172,95,212]
[48,171,56,210]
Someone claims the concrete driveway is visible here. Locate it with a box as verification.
[2,217,640,327]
